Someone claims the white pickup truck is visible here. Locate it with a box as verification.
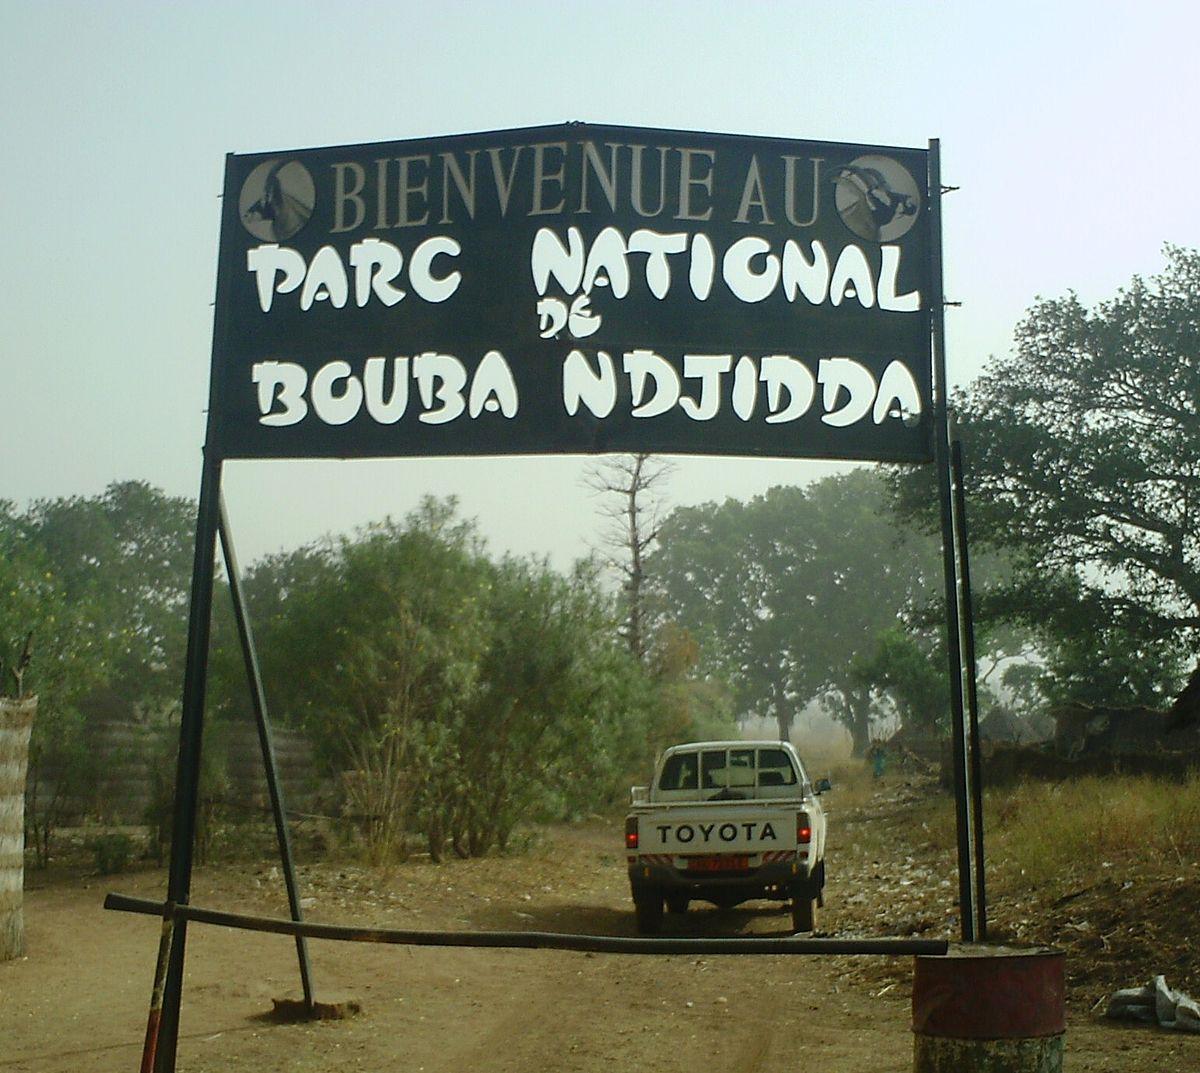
[625,740,829,934]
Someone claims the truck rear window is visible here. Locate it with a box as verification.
[659,752,699,791]
[659,747,798,793]
[757,748,798,786]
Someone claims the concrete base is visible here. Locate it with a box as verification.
[914,1033,1063,1073]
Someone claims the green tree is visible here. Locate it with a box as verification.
[650,470,944,753]
[22,481,196,714]
[850,625,947,735]
[257,500,492,762]
[0,501,106,864]
[236,498,667,859]
[454,557,647,853]
[892,246,1200,713]
[3,482,197,862]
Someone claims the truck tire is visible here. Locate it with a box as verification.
[791,892,816,933]
[666,894,689,915]
[633,889,664,934]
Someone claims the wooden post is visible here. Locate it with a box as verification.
[0,695,36,961]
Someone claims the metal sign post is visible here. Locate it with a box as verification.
[155,452,221,1071]
[951,428,987,940]
[217,493,316,1010]
[927,140,979,942]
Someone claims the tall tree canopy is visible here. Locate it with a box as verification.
[20,481,196,710]
[650,470,945,753]
[2,482,196,860]
[894,246,1199,711]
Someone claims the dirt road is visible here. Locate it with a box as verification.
[2,788,1197,1072]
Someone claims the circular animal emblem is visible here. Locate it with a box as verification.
[239,160,315,241]
[832,155,921,242]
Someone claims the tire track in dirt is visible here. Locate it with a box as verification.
[724,989,778,1073]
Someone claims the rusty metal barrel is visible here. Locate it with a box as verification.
[912,945,1065,1072]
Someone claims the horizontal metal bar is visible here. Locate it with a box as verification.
[105,893,948,957]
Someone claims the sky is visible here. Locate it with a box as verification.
[3,1,1197,570]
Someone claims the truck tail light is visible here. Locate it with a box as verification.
[796,813,812,845]
[625,815,639,850]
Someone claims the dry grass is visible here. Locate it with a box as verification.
[818,758,879,813]
[924,771,1200,897]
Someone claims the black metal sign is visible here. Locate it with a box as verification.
[209,124,932,462]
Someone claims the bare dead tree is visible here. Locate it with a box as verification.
[584,454,674,664]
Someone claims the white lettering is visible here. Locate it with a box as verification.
[252,361,308,425]
[583,227,631,297]
[413,352,468,424]
[468,350,518,417]
[689,232,716,300]
[300,245,350,310]
[248,238,460,313]
[877,245,921,312]
[537,297,568,338]
[409,236,462,303]
[628,229,688,299]
[732,356,758,421]
[829,245,875,308]
[873,361,922,424]
[723,236,780,303]
[523,230,919,317]
[247,244,306,313]
[679,354,732,421]
[310,360,362,424]
[363,356,409,423]
[624,349,680,418]
[349,238,405,308]
[761,356,816,423]
[781,240,830,305]
[252,352,519,429]
[532,226,585,295]
[820,357,876,427]
[563,350,618,417]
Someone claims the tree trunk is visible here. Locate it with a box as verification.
[1,696,36,961]
[849,721,871,758]
[775,710,793,742]
[846,690,872,758]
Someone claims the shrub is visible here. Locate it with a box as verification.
[91,832,135,875]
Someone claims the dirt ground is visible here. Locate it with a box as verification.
[2,776,1198,1072]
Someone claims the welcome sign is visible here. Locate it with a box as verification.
[208,123,933,462]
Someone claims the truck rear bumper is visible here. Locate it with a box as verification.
[628,856,814,900]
